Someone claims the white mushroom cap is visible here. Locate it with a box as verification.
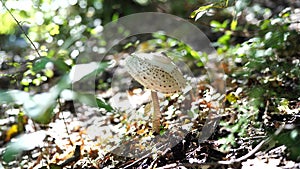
[124,52,186,94]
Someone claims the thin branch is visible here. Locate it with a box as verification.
[122,153,151,169]
[148,148,171,169]
[156,163,178,169]
[121,144,168,169]
[58,99,74,146]
[218,124,285,165]
[1,0,42,58]
[218,139,267,165]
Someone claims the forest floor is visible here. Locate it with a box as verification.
[1,59,300,169]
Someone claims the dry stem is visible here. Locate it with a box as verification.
[151,91,161,133]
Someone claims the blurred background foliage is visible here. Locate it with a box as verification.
[0,0,300,165]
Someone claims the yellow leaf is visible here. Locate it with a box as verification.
[230,19,238,31]
[226,93,238,103]
[137,42,155,52]
[144,103,152,116]
[49,24,60,36]
[5,124,19,142]
[137,129,145,135]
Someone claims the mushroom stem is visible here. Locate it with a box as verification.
[151,91,161,133]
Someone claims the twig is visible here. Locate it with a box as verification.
[148,156,158,169]
[263,100,270,117]
[148,148,171,169]
[122,144,168,169]
[218,139,267,165]
[122,152,151,169]
[157,161,235,168]
[156,163,178,169]
[57,99,74,146]
[218,124,285,165]
[58,145,81,167]
[0,0,42,58]
[241,135,267,141]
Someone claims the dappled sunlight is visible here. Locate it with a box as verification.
[0,0,300,168]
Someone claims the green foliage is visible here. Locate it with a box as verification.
[219,100,259,152]
[193,0,300,154]
[2,131,46,163]
[191,3,215,20]
[126,32,205,69]
[190,0,231,20]
[0,12,16,34]
[206,2,300,104]
[1,62,113,162]
[32,57,69,73]
[1,0,300,165]
[1,75,67,123]
[273,128,300,161]
[61,90,113,112]
[1,61,112,124]
[239,24,299,102]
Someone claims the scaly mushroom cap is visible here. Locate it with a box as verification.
[124,52,186,94]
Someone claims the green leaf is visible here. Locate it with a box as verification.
[1,75,71,124]
[23,92,57,124]
[210,20,229,32]
[123,42,133,49]
[70,62,109,83]
[95,98,113,112]
[2,131,46,162]
[0,90,30,104]
[55,75,72,93]
[196,61,204,67]
[32,57,51,72]
[273,129,300,161]
[190,4,214,18]
[210,20,222,30]
[53,58,70,72]
[221,20,229,29]
[190,50,200,58]
[60,90,113,111]
[217,32,231,45]
[195,11,206,21]
[32,57,70,73]
[0,90,56,124]
[260,20,271,30]
[75,93,113,111]
[26,75,71,123]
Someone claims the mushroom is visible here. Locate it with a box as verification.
[124,52,186,133]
